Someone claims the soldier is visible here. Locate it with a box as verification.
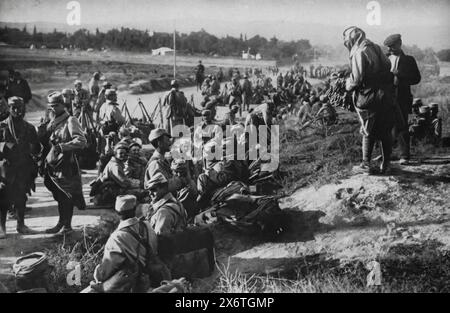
[171,159,198,220]
[0,97,41,237]
[145,128,183,195]
[0,85,8,121]
[316,95,337,126]
[217,67,224,83]
[94,81,112,121]
[209,75,220,96]
[276,72,283,88]
[195,60,205,90]
[297,100,312,126]
[72,80,90,118]
[241,74,253,112]
[162,80,189,136]
[85,195,169,293]
[88,72,101,101]
[100,142,142,194]
[6,71,32,106]
[40,92,87,234]
[229,77,243,115]
[61,88,74,115]
[344,26,394,174]
[147,173,187,236]
[125,140,148,186]
[221,105,240,129]
[384,34,421,165]
[429,103,442,146]
[99,89,125,135]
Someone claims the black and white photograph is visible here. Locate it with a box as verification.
[0,0,449,299]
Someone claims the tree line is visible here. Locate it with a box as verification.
[0,26,314,61]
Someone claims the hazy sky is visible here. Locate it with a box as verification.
[1,0,449,48]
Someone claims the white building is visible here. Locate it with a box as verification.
[152,47,175,56]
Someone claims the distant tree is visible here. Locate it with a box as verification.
[22,26,27,33]
[437,49,450,62]
[33,25,37,37]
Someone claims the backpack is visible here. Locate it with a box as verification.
[157,226,215,280]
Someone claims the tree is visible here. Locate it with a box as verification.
[22,26,27,33]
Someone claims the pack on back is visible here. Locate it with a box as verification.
[157,226,215,279]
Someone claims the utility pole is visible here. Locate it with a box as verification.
[173,22,177,79]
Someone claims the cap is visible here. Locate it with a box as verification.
[93,72,100,78]
[384,34,402,47]
[8,96,24,106]
[102,81,112,88]
[130,138,143,149]
[115,195,137,213]
[412,98,423,107]
[47,92,64,106]
[419,106,430,114]
[202,109,211,117]
[114,141,129,152]
[148,128,171,142]
[231,105,240,112]
[429,103,439,110]
[170,79,178,87]
[105,89,117,97]
[146,172,168,189]
[61,88,73,95]
[74,80,82,86]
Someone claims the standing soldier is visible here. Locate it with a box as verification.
[241,74,253,112]
[40,92,87,234]
[162,80,188,136]
[229,77,243,116]
[89,72,101,102]
[209,75,220,96]
[99,89,125,135]
[195,60,205,91]
[72,80,91,118]
[61,88,74,115]
[217,68,224,83]
[429,103,442,146]
[0,97,41,238]
[344,26,395,174]
[94,81,112,122]
[384,34,421,165]
[6,71,32,106]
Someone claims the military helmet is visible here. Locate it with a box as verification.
[170,79,179,88]
[74,80,82,86]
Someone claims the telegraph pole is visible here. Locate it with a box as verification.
[173,24,177,79]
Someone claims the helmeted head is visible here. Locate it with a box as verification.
[384,34,402,56]
[171,159,188,177]
[8,96,25,119]
[343,26,366,51]
[61,88,73,103]
[93,72,101,80]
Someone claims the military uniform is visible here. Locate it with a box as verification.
[0,97,40,235]
[162,85,188,135]
[150,192,187,236]
[101,156,141,190]
[72,86,91,118]
[41,92,87,232]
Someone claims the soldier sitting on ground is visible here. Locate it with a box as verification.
[316,95,337,126]
[147,173,188,236]
[124,139,148,187]
[83,195,170,293]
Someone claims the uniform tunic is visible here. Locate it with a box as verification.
[150,193,187,235]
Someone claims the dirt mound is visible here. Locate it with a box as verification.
[214,154,450,280]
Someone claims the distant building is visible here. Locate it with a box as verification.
[152,47,175,56]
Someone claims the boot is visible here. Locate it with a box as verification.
[17,224,37,235]
[45,223,63,234]
[0,222,6,239]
